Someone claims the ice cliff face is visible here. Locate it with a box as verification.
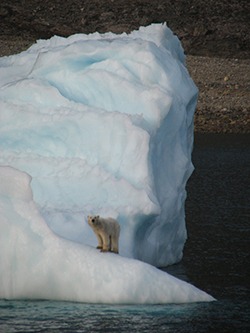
[0,23,197,267]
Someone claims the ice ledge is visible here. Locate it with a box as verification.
[0,166,215,304]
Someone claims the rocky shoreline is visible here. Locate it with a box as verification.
[187,56,250,134]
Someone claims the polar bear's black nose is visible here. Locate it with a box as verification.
[92,219,95,223]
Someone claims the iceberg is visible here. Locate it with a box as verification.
[0,166,214,303]
[0,23,197,267]
[0,23,213,303]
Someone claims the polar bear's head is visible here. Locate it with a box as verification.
[87,215,100,226]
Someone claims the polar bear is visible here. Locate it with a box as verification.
[87,215,120,254]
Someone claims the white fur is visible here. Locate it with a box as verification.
[87,215,120,253]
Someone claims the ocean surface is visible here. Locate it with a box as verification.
[1,134,249,333]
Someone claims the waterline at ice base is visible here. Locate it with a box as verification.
[0,24,215,304]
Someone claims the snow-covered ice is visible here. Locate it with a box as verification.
[0,166,214,303]
[0,24,213,303]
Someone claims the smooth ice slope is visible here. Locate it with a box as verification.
[0,23,197,267]
[0,166,214,304]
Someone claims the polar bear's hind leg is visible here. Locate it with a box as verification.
[111,231,119,254]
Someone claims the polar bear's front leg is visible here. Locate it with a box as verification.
[96,233,103,250]
[100,233,110,252]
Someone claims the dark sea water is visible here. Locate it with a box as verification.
[1,299,248,333]
[0,134,249,333]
